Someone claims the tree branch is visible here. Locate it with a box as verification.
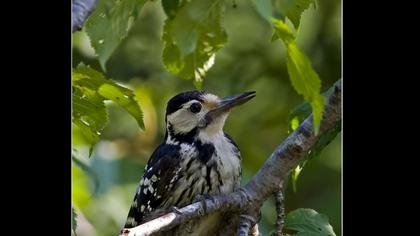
[237,208,261,236]
[119,79,342,236]
[120,191,249,236]
[273,181,285,236]
[72,0,96,32]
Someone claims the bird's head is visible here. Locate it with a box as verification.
[164,91,256,142]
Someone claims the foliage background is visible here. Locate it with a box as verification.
[72,0,341,235]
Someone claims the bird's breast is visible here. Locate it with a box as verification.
[151,133,241,235]
[165,132,241,208]
[192,131,241,194]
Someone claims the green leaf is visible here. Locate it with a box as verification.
[252,0,273,22]
[283,0,315,29]
[288,103,310,132]
[271,18,295,43]
[287,81,336,133]
[288,81,340,160]
[286,0,315,29]
[72,86,108,150]
[286,43,325,134]
[285,208,336,236]
[85,0,146,70]
[72,64,144,153]
[72,154,100,195]
[291,164,304,192]
[71,206,78,235]
[253,0,315,29]
[97,83,144,129]
[290,116,301,131]
[162,0,227,88]
[73,65,144,129]
[273,19,324,134]
[162,0,181,19]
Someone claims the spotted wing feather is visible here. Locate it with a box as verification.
[124,144,181,228]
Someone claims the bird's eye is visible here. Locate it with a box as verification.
[189,103,202,113]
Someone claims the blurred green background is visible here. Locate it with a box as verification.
[72,0,341,235]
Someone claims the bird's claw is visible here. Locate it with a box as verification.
[194,194,214,215]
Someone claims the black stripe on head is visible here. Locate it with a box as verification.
[166,91,205,115]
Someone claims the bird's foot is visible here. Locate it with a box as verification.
[193,194,214,215]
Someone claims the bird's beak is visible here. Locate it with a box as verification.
[199,91,256,128]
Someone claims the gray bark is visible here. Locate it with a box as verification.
[273,181,285,236]
[72,0,96,32]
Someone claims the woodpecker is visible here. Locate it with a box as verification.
[122,91,256,235]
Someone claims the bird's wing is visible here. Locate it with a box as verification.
[223,132,241,159]
[124,143,182,228]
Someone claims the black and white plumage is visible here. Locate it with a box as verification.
[123,91,256,235]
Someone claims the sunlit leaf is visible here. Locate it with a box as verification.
[290,117,300,131]
[252,7,325,132]
[85,0,146,70]
[72,64,144,153]
[73,65,144,129]
[162,0,227,88]
[284,208,336,236]
[273,19,324,134]
[286,43,325,134]
[291,164,303,192]
[72,86,107,150]
[97,83,144,129]
[271,18,295,43]
[288,103,310,132]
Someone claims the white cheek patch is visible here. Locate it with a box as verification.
[167,100,207,134]
[166,109,183,123]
